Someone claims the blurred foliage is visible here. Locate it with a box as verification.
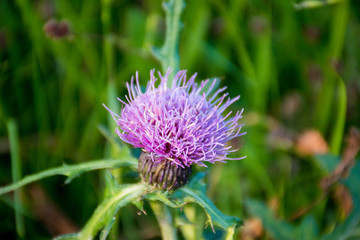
[0,0,360,239]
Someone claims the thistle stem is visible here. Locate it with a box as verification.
[78,184,147,240]
[225,225,236,240]
[150,201,178,240]
[152,0,185,78]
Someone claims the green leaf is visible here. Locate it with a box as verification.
[53,233,81,240]
[58,183,149,240]
[294,0,344,10]
[245,199,295,240]
[98,172,122,240]
[178,205,205,240]
[187,172,207,192]
[295,215,319,240]
[174,212,192,227]
[143,173,241,235]
[103,170,120,200]
[330,77,347,155]
[7,119,25,237]
[132,199,146,215]
[145,190,186,208]
[311,155,360,239]
[99,216,116,240]
[0,159,137,195]
[248,155,360,240]
[176,173,242,231]
[313,154,340,173]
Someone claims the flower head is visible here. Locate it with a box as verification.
[105,69,245,169]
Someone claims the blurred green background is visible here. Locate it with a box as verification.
[1,0,360,239]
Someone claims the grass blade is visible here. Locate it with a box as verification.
[7,119,25,237]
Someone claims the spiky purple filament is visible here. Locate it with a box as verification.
[104,69,245,168]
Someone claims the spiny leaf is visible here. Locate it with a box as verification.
[132,199,146,215]
[187,172,207,192]
[0,159,137,195]
[63,183,149,240]
[176,173,242,231]
[179,187,242,231]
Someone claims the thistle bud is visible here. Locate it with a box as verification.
[138,152,191,191]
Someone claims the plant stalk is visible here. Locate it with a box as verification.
[150,201,178,240]
[152,0,185,80]
[7,119,25,237]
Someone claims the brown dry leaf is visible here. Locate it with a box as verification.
[241,218,263,240]
[320,128,360,191]
[290,128,360,221]
[333,185,353,218]
[295,130,329,156]
[28,185,78,237]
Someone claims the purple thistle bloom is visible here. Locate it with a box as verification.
[104,69,245,169]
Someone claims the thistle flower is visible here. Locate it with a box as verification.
[105,69,245,190]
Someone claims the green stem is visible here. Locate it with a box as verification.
[152,0,185,75]
[150,201,178,240]
[0,159,137,195]
[7,119,25,237]
[54,183,148,240]
[179,205,204,240]
[225,225,236,240]
[148,1,186,238]
[79,184,148,240]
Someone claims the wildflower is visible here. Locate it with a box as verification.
[105,69,245,190]
[43,19,71,39]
